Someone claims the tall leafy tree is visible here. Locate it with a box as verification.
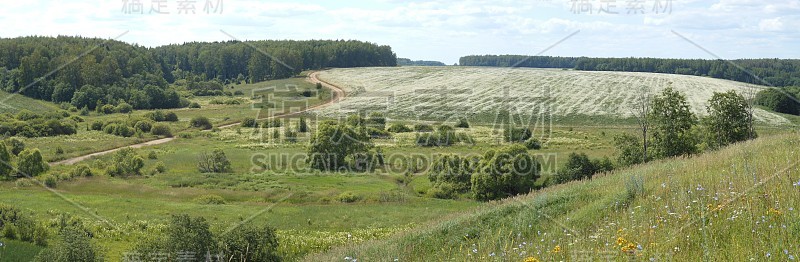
[703,91,755,148]
[649,87,697,158]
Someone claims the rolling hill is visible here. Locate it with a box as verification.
[315,67,790,125]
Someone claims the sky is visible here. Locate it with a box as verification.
[1,0,798,64]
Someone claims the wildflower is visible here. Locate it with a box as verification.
[793,179,800,187]
[524,257,541,262]
[472,248,478,254]
[616,237,627,246]
[552,245,562,253]
[768,208,783,216]
[766,252,771,258]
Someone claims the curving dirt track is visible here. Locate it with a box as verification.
[50,71,345,166]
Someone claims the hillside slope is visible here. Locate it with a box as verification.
[0,90,61,114]
[316,67,789,124]
[308,133,800,261]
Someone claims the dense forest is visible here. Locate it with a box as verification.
[0,36,396,110]
[459,55,800,87]
[397,58,446,66]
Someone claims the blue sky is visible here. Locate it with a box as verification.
[1,0,798,64]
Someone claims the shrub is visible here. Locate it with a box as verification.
[263,119,282,128]
[42,175,57,188]
[218,224,280,262]
[114,125,135,137]
[315,82,323,89]
[147,151,158,160]
[193,194,226,205]
[0,145,10,178]
[427,154,478,198]
[613,134,645,166]
[17,149,49,177]
[387,123,412,133]
[5,137,25,155]
[335,191,361,203]
[197,149,231,173]
[455,117,470,128]
[16,110,40,121]
[101,104,116,114]
[368,127,391,139]
[188,102,201,108]
[553,153,613,184]
[14,178,34,187]
[145,110,165,121]
[524,138,542,150]
[189,116,212,130]
[413,124,433,132]
[34,225,100,262]
[151,124,172,137]
[55,147,64,154]
[284,126,297,143]
[307,121,374,171]
[116,102,133,113]
[241,117,258,128]
[106,148,145,177]
[70,165,93,177]
[89,121,104,131]
[164,112,179,122]
[503,127,532,143]
[134,121,153,133]
[298,117,308,132]
[471,145,540,201]
[154,161,167,173]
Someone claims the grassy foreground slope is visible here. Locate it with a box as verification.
[316,67,789,124]
[309,132,800,261]
[0,90,60,114]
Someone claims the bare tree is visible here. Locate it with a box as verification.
[629,85,652,163]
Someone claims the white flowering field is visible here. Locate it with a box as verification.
[316,67,789,124]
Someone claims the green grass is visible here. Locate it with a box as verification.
[0,239,43,262]
[0,90,60,114]
[307,132,800,261]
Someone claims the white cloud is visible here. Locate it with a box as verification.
[0,0,797,63]
[759,17,784,32]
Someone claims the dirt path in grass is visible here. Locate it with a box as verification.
[50,71,345,166]
[49,137,176,166]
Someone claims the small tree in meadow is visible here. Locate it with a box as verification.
[189,116,212,130]
[106,148,144,177]
[197,149,232,173]
[17,149,49,177]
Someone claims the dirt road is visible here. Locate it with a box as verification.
[50,71,345,166]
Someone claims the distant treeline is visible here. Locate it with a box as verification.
[0,36,396,110]
[459,55,800,87]
[397,58,446,66]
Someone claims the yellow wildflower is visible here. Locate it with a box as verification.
[523,257,540,262]
[552,245,562,253]
[616,237,627,246]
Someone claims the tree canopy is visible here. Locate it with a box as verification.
[0,36,396,110]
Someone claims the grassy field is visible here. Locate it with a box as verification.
[316,67,790,125]
[0,90,61,115]
[1,68,798,261]
[307,132,800,261]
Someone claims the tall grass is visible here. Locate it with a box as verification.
[308,133,800,261]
